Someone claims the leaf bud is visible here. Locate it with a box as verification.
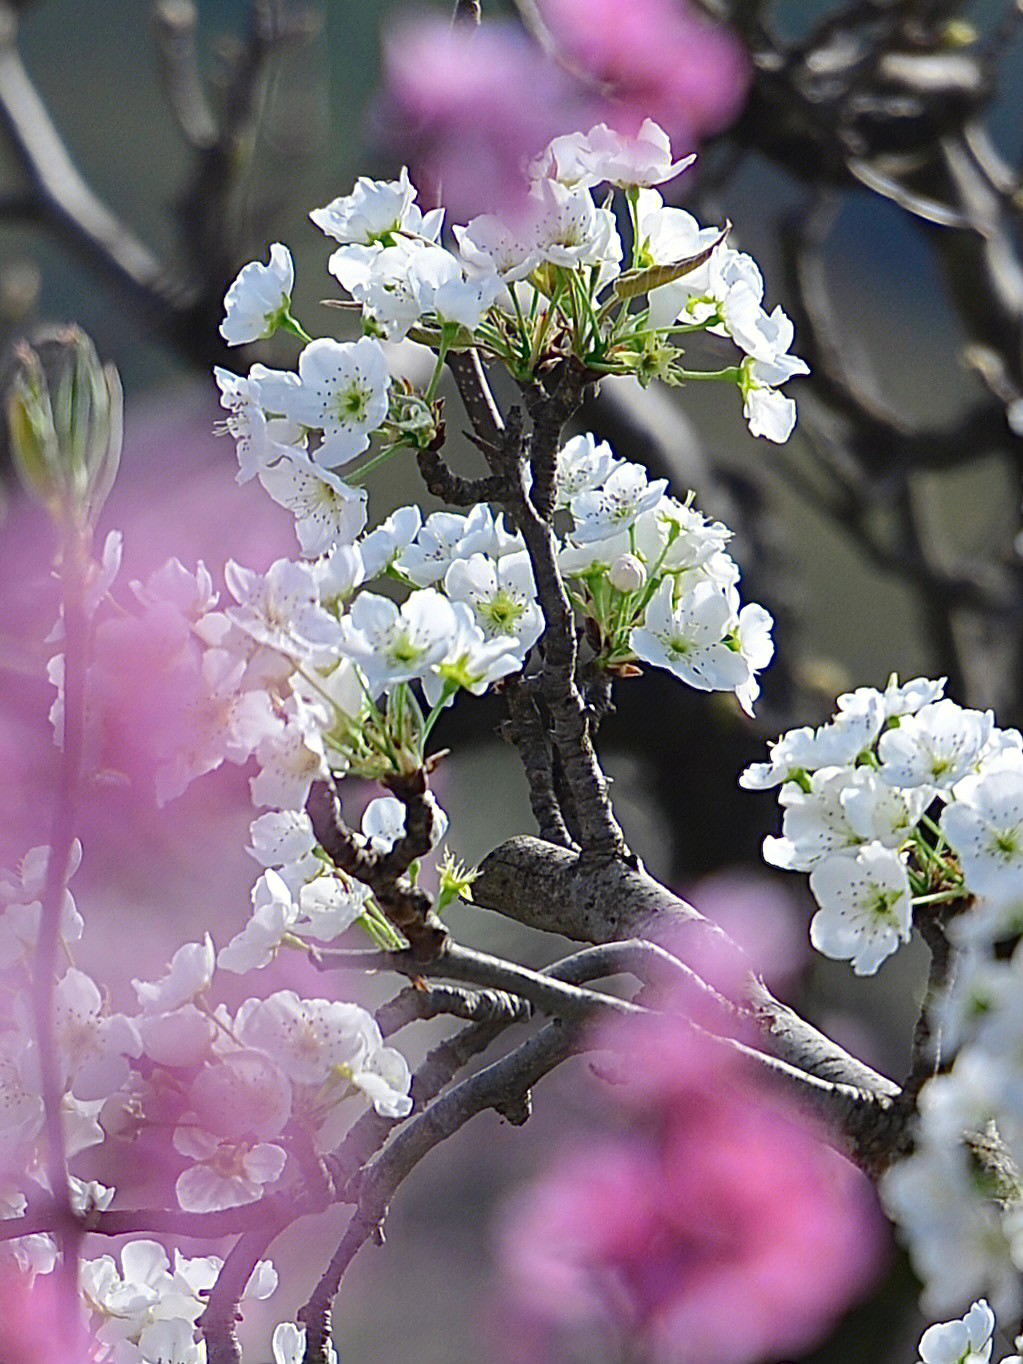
[6,325,123,525]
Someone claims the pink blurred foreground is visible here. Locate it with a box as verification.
[495,1012,888,1364]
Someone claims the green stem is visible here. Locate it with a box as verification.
[425,325,457,402]
[912,889,967,907]
[345,441,408,486]
[280,311,314,345]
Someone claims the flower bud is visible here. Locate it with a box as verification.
[608,552,647,593]
[6,325,123,525]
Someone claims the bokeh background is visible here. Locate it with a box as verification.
[3,1,1023,1360]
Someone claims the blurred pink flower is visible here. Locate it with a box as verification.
[685,867,808,994]
[538,0,752,144]
[379,4,750,222]
[382,18,585,219]
[0,1269,88,1363]
[494,1018,887,1364]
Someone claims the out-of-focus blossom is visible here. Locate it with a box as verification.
[494,1017,887,1364]
[0,1268,89,1363]
[381,19,582,219]
[379,3,750,220]
[537,0,752,144]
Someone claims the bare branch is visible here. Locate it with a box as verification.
[152,0,219,149]
[300,1020,577,1337]
[0,3,176,318]
[318,939,644,1024]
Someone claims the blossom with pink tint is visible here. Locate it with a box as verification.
[379,4,750,221]
[381,18,584,220]
[537,0,752,146]
[495,1017,886,1364]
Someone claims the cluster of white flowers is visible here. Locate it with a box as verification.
[743,676,1023,1319]
[9,121,808,1363]
[81,1241,277,1364]
[555,433,772,713]
[217,117,808,489]
[742,677,1023,975]
[879,854,1023,1315]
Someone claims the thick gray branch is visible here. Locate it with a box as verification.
[474,836,901,1109]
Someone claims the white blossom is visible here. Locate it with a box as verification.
[219,869,300,973]
[630,578,748,695]
[740,694,887,789]
[569,462,668,543]
[530,178,622,276]
[259,450,368,556]
[328,240,428,341]
[454,213,541,282]
[942,769,1023,910]
[407,245,503,330]
[443,551,543,652]
[397,505,500,585]
[338,588,458,695]
[917,1299,996,1364]
[235,991,412,1118]
[133,937,215,1014]
[553,433,622,508]
[359,504,422,579]
[879,699,994,791]
[250,699,330,810]
[174,1127,287,1212]
[225,558,342,659]
[310,167,442,246]
[273,1321,339,1364]
[272,337,391,468]
[808,843,912,975]
[220,243,294,346]
[214,365,301,484]
[535,119,694,189]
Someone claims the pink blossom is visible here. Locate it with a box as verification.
[378,5,751,222]
[537,0,752,145]
[0,1269,89,1363]
[494,1019,887,1364]
[381,18,585,220]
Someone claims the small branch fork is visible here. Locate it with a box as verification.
[306,774,448,959]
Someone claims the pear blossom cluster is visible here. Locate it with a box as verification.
[880,867,1023,1315]
[81,1242,277,1364]
[28,115,1023,1364]
[217,118,808,493]
[742,677,1023,975]
[745,677,1023,1316]
[554,433,773,712]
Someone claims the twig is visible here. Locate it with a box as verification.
[307,777,448,959]
[153,0,219,149]
[318,939,644,1024]
[198,1224,281,1364]
[300,1020,577,1339]
[374,981,531,1036]
[0,3,176,319]
[500,673,577,849]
